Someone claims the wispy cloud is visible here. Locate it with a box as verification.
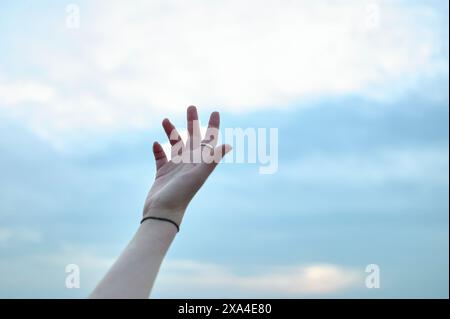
[0,227,42,245]
[0,245,114,297]
[0,79,55,105]
[153,259,362,298]
[0,242,361,298]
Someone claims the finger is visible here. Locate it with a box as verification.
[186,105,201,150]
[211,144,232,167]
[201,111,220,148]
[162,118,184,157]
[162,118,183,146]
[152,141,167,171]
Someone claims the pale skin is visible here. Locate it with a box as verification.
[90,106,232,299]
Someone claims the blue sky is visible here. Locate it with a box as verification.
[0,0,448,298]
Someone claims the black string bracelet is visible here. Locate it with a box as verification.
[140,216,180,232]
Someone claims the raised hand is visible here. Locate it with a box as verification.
[143,106,232,226]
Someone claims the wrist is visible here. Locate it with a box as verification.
[142,207,186,227]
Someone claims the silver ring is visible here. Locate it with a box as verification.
[200,142,214,150]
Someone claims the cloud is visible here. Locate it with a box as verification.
[0,79,55,106]
[0,236,360,298]
[0,227,42,245]
[0,245,114,297]
[0,0,447,143]
[153,259,361,298]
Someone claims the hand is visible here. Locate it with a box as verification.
[143,106,232,226]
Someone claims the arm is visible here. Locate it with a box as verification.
[89,217,177,298]
[89,106,231,299]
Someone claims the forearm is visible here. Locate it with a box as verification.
[89,216,178,299]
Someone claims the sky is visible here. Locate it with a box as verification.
[0,0,448,298]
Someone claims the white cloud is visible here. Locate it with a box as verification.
[0,239,361,298]
[153,259,361,298]
[0,246,114,297]
[0,227,42,245]
[0,0,447,142]
[0,80,55,106]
